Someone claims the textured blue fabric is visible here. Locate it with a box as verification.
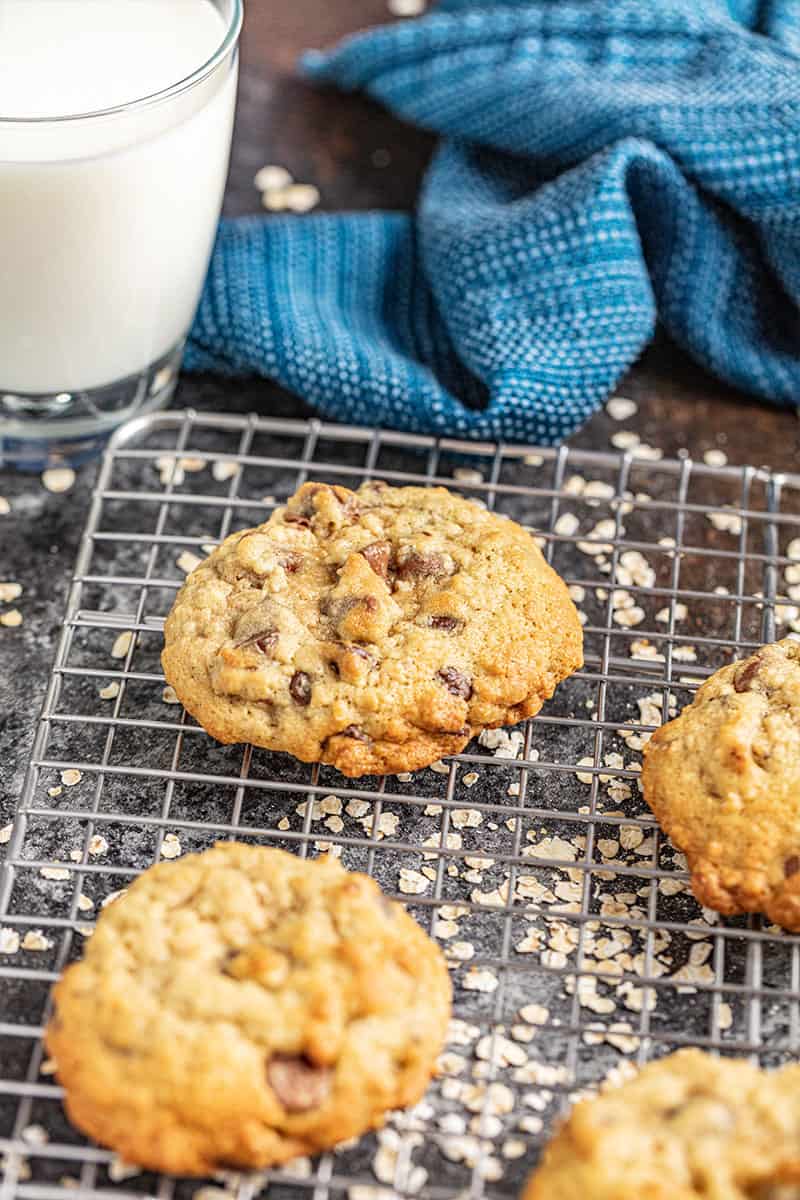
[186,0,800,443]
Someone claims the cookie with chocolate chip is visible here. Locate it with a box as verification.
[46,843,451,1175]
[524,1048,800,1199]
[162,480,583,776]
[643,638,800,929]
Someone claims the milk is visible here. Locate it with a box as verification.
[0,0,238,396]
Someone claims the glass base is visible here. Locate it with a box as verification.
[0,341,185,470]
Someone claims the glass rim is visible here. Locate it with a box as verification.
[0,0,243,126]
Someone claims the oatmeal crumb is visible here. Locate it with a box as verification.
[99,681,120,700]
[42,467,76,494]
[0,582,22,603]
[21,930,53,952]
[0,822,12,844]
[162,685,180,704]
[0,608,22,627]
[40,866,70,881]
[111,630,134,659]
[177,550,203,574]
[61,768,82,786]
[160,833,182,859]
[88,834,109,856]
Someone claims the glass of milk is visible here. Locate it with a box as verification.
[0,0,242,467]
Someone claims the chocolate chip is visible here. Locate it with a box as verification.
[437,667,473,700]
[289,671,312,705]
[785,856,800,878]
[282,553,304,574]
[360,540,392,579]
[734,655,764,693]
[430,616,463,632]
[267,1055,332,1112]
[284,514,311,528]
[341,724,370,742]
[396,550,450,581]
[236,629,279,655]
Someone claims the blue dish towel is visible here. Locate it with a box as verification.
[186,0,800,444]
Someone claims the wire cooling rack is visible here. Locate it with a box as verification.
[3,409,800,1200]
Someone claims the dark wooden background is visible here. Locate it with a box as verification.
[2,0,799,811]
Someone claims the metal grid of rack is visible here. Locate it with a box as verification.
[3,410,800,1200]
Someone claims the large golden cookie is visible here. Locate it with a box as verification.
[524,1049,800,1199]
[643,638,800,929]
[46,843,452,1175]
[161,480,583,776]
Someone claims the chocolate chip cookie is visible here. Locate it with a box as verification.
[524,1049,800,1199]
[162,480,583,776]
[642,638,800,929]
[46,843,451,1175]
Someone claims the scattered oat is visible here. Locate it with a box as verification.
[0,582,22,602]
[111,630,133,659]
[610,430,640,450]
[398,868,429,895]
[0,497,9,514]
[160,833,182,859]
[61,768,82,786]
[156,456,185,486]
[40,866,70,881]
[0,608,22,627]
[77,894,94,912]
[0,822,12,844]
[656,603,688,623]
[282,183,321,214]
[48,785,62,797]
[162,685,180,704]
[101,889,127,908]
[21,1125,48,1146]
[703,449,728,467]
[429,759,450,775]
[606,396,638,421]
[462,771,479,788]
[212,460,240,482]
[21,930,52,952]
[555,512,580,537]
[42,467,76,494]
[177,550,203,574]
[708,509,743,535]
[88,834,109,856]
[453,468,483,484]
[108,1157,141,1183]
[388,0,427,13]
[254,164,293,193]
[613,605,645,628]
[99,681,120,700]
[717,1002,733,1031]
[0,927,20,953]
[462,966,499,993]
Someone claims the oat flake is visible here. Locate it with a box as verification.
[61,768,82,786]
[42,467,75,493]
[0,822,12,844]
[0,608,22,627]
[111,630,133,659]
[0,581,22,602]
[160,833,182,859]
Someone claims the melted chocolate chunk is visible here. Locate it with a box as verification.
[437,667,473,700]
[289,671,312,706]
[284,514,311,529]
[235,629,279,655]
[341,724,370,742]
[396,550,449,581]
[267,1055,332,1112]
[360,540,392,579]
[430,616,463,632]
[733,655,764,693]
[785,856,800,878]
[281,553,304,574]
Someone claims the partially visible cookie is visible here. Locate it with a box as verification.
[642,638,800,929]
[162,480,582,777]
[524,1049,800,1199]
[46,843,451,1175]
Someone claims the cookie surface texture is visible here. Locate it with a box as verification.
[46,843,452,1175]
[162,480,583,776]
[524,1048,800,1199]
[642,638,800,929]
